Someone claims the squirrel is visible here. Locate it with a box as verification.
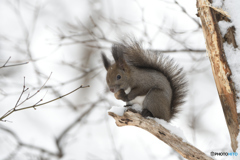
[102,39,187,122]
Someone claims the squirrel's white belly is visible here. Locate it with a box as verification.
[129,95,146,106]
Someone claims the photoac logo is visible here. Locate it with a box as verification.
[210,151,238,156]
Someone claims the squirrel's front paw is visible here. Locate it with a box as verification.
[124,104,132,107]
[114,89,127,101]
[114,89,124,99]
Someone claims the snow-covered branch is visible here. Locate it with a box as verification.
[108,109,213,160]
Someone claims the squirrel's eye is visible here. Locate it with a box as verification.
[117,75,121,80]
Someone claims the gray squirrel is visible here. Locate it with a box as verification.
[102,40,187,121]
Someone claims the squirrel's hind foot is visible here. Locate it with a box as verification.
[141,109,153,118]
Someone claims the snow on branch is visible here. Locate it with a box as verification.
[108,109,213,160]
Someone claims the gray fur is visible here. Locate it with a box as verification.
[102,39,187,121]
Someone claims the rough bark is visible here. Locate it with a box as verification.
[109,110,213,160]
[197,0,239,151]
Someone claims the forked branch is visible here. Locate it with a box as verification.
[0,84,90,121]
[0,57,28,69]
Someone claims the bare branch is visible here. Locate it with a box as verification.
[0,57,28,69]
[150,49,206,53]
[0,126,61,158]
[0,85,90,121]
[55,100,100,157]
[13,73,52,110]
[174,0,201,28]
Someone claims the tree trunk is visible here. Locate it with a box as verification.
[197,0,239,152]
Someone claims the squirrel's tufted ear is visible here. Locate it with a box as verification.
[112,44,128,71]
[112,44,120,62]
[101,52,111,70]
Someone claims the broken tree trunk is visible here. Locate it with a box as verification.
[109,110,213,160]
[197,0,239,152]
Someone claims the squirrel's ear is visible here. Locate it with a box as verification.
[112,44,120,62]
[112,44,128,71]
[101,52,111,70]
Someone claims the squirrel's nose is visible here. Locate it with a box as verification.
[110,88,114,93]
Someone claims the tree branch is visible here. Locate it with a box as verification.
[0,126,61,158]
[149,49,206,53]
[108,110,213,160]
[0,56,28,69]
[0,85,90,121]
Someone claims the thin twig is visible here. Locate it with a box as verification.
[0,85,90,121]
[14,77,28,109]
[42,68,100,89]
[55,100,99,157]
[3,56,11,66]
[15,73,52,109]
[174,0,201,28]
[0,126,61,158]
[0,57,28,69]
[150,49,206,53]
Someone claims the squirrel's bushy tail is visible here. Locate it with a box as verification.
[118,39,187,118]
